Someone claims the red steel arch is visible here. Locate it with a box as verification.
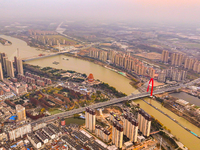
[147,78,154,96]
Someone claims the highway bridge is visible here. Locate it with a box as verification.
[30,77,200,126]
[22,51,71,62]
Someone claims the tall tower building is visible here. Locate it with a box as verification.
[178,54,184,66]
[181,70,187,81]
[15,57,24,75]
[6,59,14,78]
[193,61,199,72]
[85,107,89,129]
[184,57,195,70]
[149,68,155,78]
[112,121,123,148]
[14,56,18,74]
[161,50,169,63]
[123,113,138,143]
[0,62,3,81]
[171,53,176,65]
[16,104,26,121]
[158,70,166,82]
[171,53,184,66]
[85,107,96,132]
[138,109,151,137]
[2,55,8,73]
[0,53,6,70]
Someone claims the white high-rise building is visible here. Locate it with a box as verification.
[16,57,24,75]
[85,107,96,132]
[123,113,138,143]
[6,59,14,78]
[0,62,3,80]
[138,109,151,137]
[112,121,123,148]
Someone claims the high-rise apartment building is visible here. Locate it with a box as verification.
[171,53,184,66]
[95,125,110,142]
[138,109,151,137]
[161,50,169,63]
[0,53,6,71]
[112,121,123,148]
[6,59,14,78]
[123,113,138,143]
[85,107,96,132]
[149,68,155,78]
[16,104,26,121]
[158,70,166,82]
[2,55,8,73]
[184,57,194,70]
[0,62,3,81]
[14,57,24,75]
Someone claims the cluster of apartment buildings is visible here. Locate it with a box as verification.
[89,49,155,78]
[28,29,57,36]
[17,72,52,87]
[33,35,72,46]
[85,107,152,149]
[161,50,200,73]
[0,53,30,95]
[158,67,187,82]
[0,53,23,79]
[0,78,27,95]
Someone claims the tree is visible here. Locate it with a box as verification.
[96,91,101,95]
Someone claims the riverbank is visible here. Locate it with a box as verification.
[163,102,200,128]
[142,98,200,140]
[155,91,200,129]
[63,53,141,88]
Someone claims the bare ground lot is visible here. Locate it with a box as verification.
[135,52,161,60]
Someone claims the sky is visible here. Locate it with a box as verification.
[0,0,200,25]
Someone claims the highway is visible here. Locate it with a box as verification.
[30,78,200,126]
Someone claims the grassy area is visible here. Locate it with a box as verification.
[65,117,85,125]
[49,109,63,115]
[184,43,200,49]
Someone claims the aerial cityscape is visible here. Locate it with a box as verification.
[0,0,200,150]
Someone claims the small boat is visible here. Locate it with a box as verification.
[53,61,59,65]
[38,54,45,56]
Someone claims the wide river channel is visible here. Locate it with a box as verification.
[0,35,199,149]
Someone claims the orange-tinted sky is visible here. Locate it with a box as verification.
[0,0,200,25]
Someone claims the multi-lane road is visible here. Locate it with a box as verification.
[31,77,200,126]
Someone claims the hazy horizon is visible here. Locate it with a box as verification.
[1,0,200,26]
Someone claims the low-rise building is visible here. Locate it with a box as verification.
[35,131,49,144]
[27,133,42,149]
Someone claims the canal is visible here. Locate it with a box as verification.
[170,92,200,107]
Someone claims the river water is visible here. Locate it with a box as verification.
[170,92,200,107]
[0,35,199,149]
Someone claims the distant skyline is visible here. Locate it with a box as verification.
[0,0,200,26]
